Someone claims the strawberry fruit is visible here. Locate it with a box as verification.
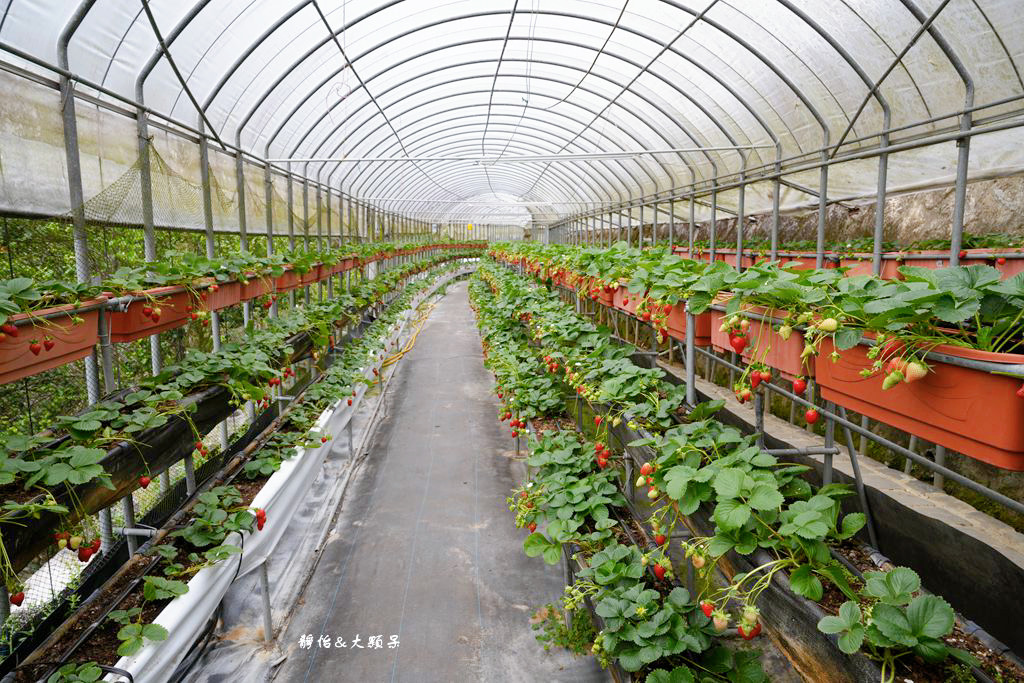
[804,409,820,424]
[138,476,151,488]
[10,591,24,606]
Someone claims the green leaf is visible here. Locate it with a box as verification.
[905,594,954,640]
[789,564,823,601]
[747,483,784,511]
[713,467,745,499]
[837,512,866,539]
[833,327,862,350]
[871,603,917,647]
[713,499,751,531]
[645,667,695,683]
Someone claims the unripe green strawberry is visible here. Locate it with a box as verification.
[882,370,904,390]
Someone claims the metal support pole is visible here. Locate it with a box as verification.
[836,406,880,549]
[668,200,675,247]
[685,306,696,406]
[688,197,695,256]
[58,47,100,405]
[736,171,746,272]
[122,496,138,555]
[771,161,781,261]
[709,181,718,260]
[816,154,828,268]
[823,400,835,485]
[934,445,946,490]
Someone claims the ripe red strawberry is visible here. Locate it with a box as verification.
[958,250,967,260]
[654,534,666,545]
[700,601,714,618]
[652,564,666,580]
[805,409,820,424]
[10,591,24,606]
[731,336,747,354]
[622,297,629,305]
[321,436,328,443]
[347,398,353,406]
[520,491,528,498]
[138,476,151,488]
[1,323,17,336]
[792,377,807,395]
[196,441,204,451]
[750,374,761,389]
[263,300,273,309]
[28,341,42,355]
[77,547,93,563]
[528,522,537,533]
[663,304,672,315]
[43,338,55,351]
[738,623,762,640]
[594,416,602,426]
[497,392,503,398]
[640,463,654,476]
[150,308,161,322]
[997,257,1007,265]
[257,519,265,531]
[91,538,102,551]
[190,312,199,321]
[642,312,651,321]
[142,306,153,318]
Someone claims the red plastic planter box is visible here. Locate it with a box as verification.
[815,339,1024,471]
[240,274,271,301]
[837,250,1024,280]
[709,294,812,380]
[665,303,712,346]
[275,269,301,292]
[0,300,105,385]
[199,280,242,312]
[612,283,638,314]
[107,287,191,343]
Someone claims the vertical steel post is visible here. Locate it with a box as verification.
[58,34,101,405]
[709,180,718,261]
[771,161,781,262]
[816,154,828,269]
[122,496,138,555]
[736,164,746,272]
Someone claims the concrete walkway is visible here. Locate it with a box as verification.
[272,281,608,683]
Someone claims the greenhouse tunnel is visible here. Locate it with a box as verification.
[0,0,1023,681]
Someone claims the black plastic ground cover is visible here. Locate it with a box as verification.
[643,353,1024,656]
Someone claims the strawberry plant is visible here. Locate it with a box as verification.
[817,566,977,682]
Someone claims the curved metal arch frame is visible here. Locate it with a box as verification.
[330,75,702,199]
[354,110,646,200]
[217,3,821,193]
[279,36,736,180]
[331,86,668,205]
[353,140,604,221]
[274,52,695,196]
[351,121,626,211]
[58,0,981,251]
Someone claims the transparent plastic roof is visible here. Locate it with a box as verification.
[1,0,1023,227]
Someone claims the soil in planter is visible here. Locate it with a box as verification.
[826,541,1024,683]
[531,415,577,433]
[16,554,154,682]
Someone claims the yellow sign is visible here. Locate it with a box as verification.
[467,223,474,231]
